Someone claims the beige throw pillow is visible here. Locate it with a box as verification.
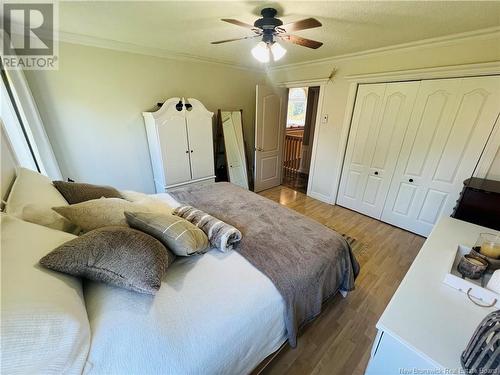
[125,211,209,256]
[53,197,171,233]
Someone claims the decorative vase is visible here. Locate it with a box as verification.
[461,310,500,373]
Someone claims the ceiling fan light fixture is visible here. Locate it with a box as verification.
[270,42,286,61]
[251,41,270,63]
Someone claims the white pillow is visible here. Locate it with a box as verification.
[121,190,175,211]
[5,167,77,233]
[0,214,90,374]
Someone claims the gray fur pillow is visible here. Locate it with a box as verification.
[39,226,175,295]
[53,181,122,204]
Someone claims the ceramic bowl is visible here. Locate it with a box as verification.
[471,247,500,272]
[457,254,488,279]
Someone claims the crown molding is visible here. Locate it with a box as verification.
[56,30,265,73]
[346,61,500,83]
[269,26,500,72]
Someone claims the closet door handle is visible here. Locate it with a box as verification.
[190,150,194,153]
[185,150,189,154]
[409,178,414,183]
[374,171,379,175]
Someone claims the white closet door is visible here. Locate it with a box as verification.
[185,100,214,180]
[222,112,249,189]
[381,76,500,236]
[337,82,419,218]
[157,115,192,186]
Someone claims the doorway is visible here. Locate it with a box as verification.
[282,86,320,194]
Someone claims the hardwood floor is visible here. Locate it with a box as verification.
[281,169,309,194]
[258,185,425,375]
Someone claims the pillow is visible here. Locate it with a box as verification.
[0,213,90,374]
[53,197,171,233]
[120,189,149,202]
[5,167,75,232]
[22,203,80,234]
[53,180,122,204]
[125,211,209,256]
[121,190,173,212]
[173,205,242,252]
[39,226,174,294]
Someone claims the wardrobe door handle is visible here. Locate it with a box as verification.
[374,171,379,175]
[409,178,414,183]
[190,150,193,153]
[185,150,189,154]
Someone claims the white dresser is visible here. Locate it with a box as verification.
[143,97,215,192]
[365,217,499,374]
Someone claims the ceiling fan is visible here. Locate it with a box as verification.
[211,8,323,63]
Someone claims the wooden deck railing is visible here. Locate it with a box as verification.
[283,133,303,174]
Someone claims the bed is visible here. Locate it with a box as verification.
[1,164,359,375]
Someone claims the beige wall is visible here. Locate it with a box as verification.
[25,42,265,193]
[268,32,500,202]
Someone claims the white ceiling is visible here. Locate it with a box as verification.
[56,1,500,68]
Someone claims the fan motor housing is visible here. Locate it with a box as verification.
[254,8,283,30]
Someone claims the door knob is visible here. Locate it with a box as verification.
[374,171,379,175]
[256,147,264,152]
[409,178,414,183]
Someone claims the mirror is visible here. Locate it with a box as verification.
[221,111,249,189]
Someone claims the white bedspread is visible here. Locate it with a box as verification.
[83,193,287,375]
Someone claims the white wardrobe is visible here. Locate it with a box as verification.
[143,98,215,192]
[337,76,500,236]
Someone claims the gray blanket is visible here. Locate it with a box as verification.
[169,182,360,347]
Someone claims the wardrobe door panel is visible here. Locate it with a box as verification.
[185,99,215,180]
[382,76,500,236]
[157,115,192,186]
[337,82,419,219]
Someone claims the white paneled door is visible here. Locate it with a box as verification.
[254,84,287,192]
[185,99,215,181]
[157,112,192,186]
[337,82,420,218]
[381,76,500,236]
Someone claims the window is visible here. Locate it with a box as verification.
[0,53,62,179]
[286,87,308,128]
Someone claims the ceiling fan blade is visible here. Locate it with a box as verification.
[211,35,260,44]
[281,18,322,33]
[221,18,255,29]
[281,34,323,49]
